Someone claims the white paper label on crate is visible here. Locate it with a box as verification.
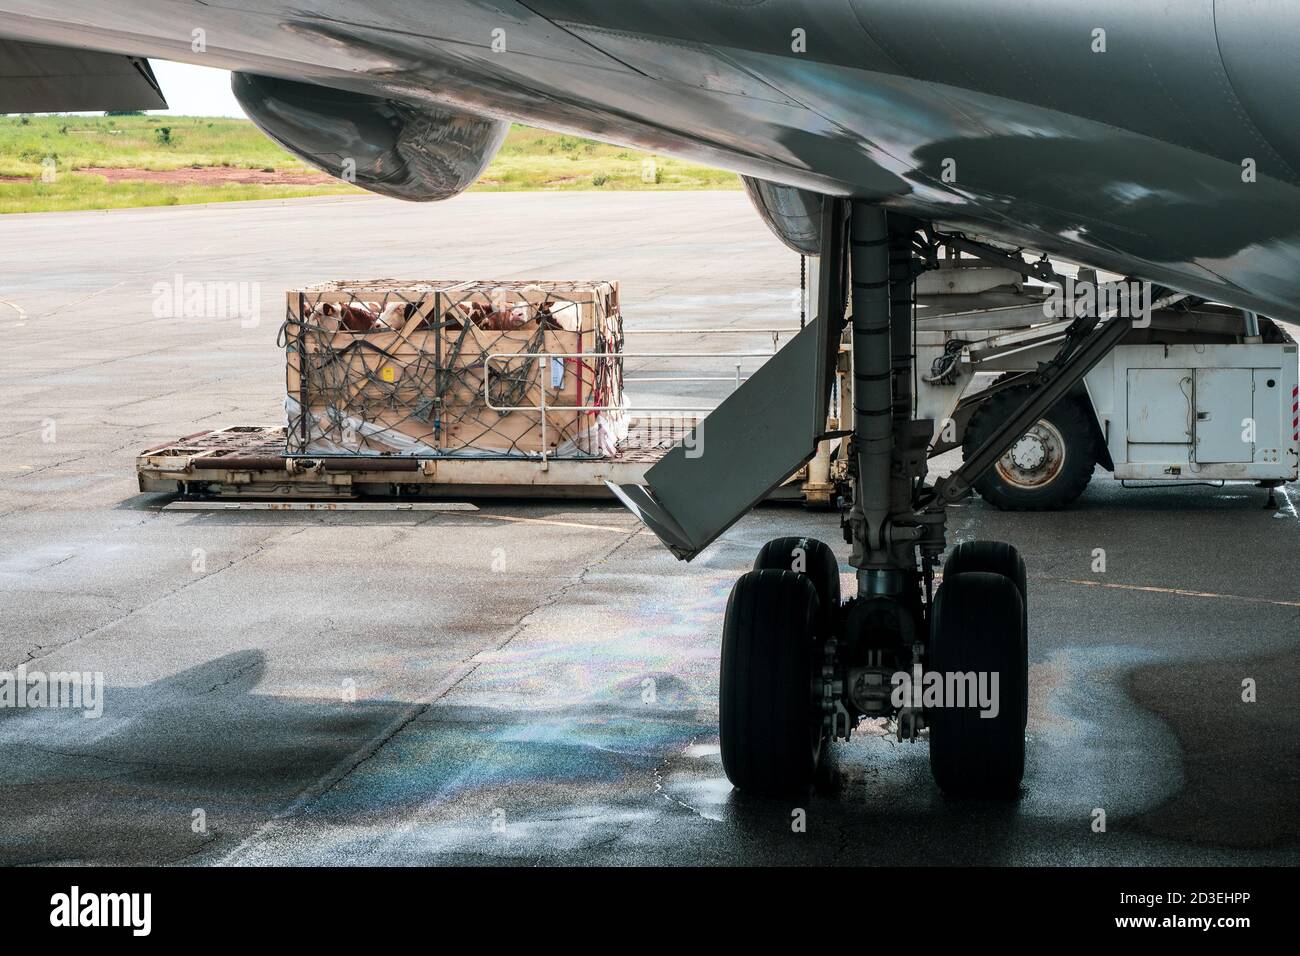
[550,357,565,388]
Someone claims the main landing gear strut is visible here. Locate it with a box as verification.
[720,200,1129,797]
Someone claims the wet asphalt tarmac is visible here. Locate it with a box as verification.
[0,192,1296,865]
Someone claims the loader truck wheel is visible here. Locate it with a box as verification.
[720,570,825,795]
[963,386,1098,511]
[942,540,1029,730]
[928,571,1027,798]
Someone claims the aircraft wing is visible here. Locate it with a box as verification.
[0,1,1298,322]
[0,37,165,113]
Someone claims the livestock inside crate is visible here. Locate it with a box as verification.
[284,280,626,458]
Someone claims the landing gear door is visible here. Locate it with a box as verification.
[608,318,830,561]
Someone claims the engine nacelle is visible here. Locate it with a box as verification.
[740,176,825,255]
[231,73,508,202]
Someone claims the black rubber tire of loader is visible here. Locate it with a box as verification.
[963,386,1098,511]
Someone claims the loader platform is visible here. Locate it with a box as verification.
[136,423,812,502]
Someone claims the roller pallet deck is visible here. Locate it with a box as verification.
[136,424,812,503]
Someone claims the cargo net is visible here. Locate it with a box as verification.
[281,281,626,459]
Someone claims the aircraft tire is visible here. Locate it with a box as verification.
[928,571,1027,798]
[942,540,1029,729]
[753,536,841,639]
[720,570,825,794]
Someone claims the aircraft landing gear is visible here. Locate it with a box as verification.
[719,201,1043,798]
[660,194,1135,798]
[720,531,1031,797]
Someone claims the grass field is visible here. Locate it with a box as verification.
[0,114,739,214]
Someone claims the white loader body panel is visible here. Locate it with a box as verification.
[1086,341,1299,480]
[916,321,1299,484]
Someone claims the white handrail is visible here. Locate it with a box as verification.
[482,351,755,413]
[622,328,800,332]
[622,327,800,353]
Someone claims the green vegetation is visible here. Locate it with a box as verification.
[0,114,352,213]
[0,177,360,215]
[478,128,739,191]
[0,114,740,214]
[0,114,314,175]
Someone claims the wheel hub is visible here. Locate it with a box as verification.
[1009,434,1047,470]
[995,420,1067,488]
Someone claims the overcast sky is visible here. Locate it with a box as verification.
[151,60,246,117]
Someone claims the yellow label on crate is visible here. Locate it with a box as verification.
[380,366,396,383]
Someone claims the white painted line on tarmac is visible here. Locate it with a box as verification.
[465,511,647,534]
[1277,485,1298,520]
[1051,576,1300,608]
